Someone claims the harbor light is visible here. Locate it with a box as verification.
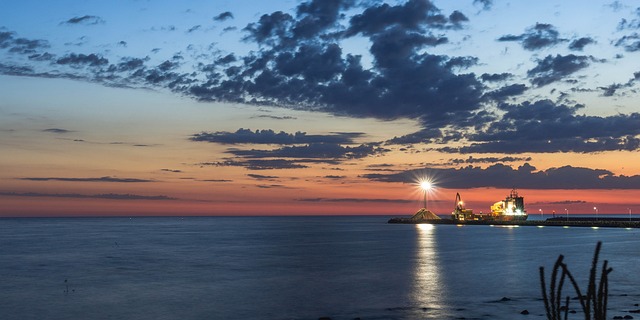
[419,180,433,210]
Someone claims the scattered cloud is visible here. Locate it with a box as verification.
[527,54,592,86]
[62,15,105,25]
[43,128,73,134]
[227,143,388,159]
[191,128,364,145]
[440,100,640,153]
[18,176,154,183]
[362,163,640,189]
[213,11,234,22]
[247,173,278,180]
[498,23,567,51]
[568,37,595,51]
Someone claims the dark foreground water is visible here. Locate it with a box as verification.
[1,216,639,320]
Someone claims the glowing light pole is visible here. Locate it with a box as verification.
[629,208,632,221]
[565,208,568,221]
[539,208,543,220]
[594,207,598,221]
[420,181,432,210]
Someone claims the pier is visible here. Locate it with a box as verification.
[388,216,640,228]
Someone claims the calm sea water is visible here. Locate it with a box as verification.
[1,216,639,320]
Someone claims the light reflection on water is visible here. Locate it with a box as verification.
[412,224,447,317]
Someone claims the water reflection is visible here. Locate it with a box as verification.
[412,224,446,315]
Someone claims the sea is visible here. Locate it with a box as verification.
[1,215,639,320]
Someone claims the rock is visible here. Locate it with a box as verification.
[630,310,640,313]
[520,309,529,315]
[624,315,633,319]
[614,316,623,319]
[569,310,577,314]
[500,297,511,302]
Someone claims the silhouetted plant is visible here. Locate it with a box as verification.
[540,242,613,320]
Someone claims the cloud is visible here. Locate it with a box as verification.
[191,128,363,144]
[0,192,176,200]
[43,128,73,134]
[0,30,49,55]
[484,83,528,101]
[449,156,532,164]
[63,15,105,25]
[213,11,234,22]
[481,72,512,82]
[188,0,486,128]
[56,53,109,67]
[160,169,182,173]
[614,33,640,52]
[362,163,640,189]
[440,100,640,153]
[227,142,388,159]
[527,54,591,86]
[568,37,595,51]
[199,159,319,170]
[498,23,566,50]
[187,25,202,33]
[247,174,279,181]
[324,175,346,179]
[18,176,154,183]
[252,115,297,120]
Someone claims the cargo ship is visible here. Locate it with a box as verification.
[452,189,528,222]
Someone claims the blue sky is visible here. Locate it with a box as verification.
[1,0,639,216]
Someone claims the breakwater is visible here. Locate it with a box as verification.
[388,216,640,228]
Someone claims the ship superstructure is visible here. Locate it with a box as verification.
[452,189,528,222]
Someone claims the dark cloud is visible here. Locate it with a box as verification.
[188,0,485,128]
[0,31,49,55]
[227,142,387,159]
[160,169,182,173]
[386,128,443,144]
[56,53,109,67]
[63,15,105,25]
[199,159,319,170]
[252,115,297,120]
[18,176,154,183]
[0,192,176,200]
[28,52,55,61]
[614,33,640,52]
[247,174,278,180]
[484,83,527,101]
[213,11,234,22]
[187,25,201,33]
[442,100,640,153]
[527,54,591,86]
[568,37,595,51]
[345,0,464,37]
[324,175,346,179]
[449,156,532,164]
[191,128,363,144]
[201,179,232,182]
[362,163,640,189]
[297,197,413,203]
[481,72,512,82]
[43,128,72,134]
[497,23,566,51]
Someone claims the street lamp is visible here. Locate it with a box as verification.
[420,181,432,210]
[593,207,598,220]
[539,208,543,220]
[629,208,632,221]
[565,208,568,221]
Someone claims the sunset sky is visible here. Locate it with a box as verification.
[1,0,639,217]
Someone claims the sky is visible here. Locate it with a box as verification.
[1,0,639,217]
